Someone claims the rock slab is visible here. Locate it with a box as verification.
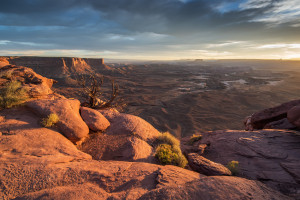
[188,153,232,176]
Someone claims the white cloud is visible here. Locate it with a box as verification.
[206,41,247,48]
[257,43,300,49]
[239,0,272,10]
[241,0,300,25]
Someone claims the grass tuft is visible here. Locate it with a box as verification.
[227,160,239,175]
[42,113,59,127]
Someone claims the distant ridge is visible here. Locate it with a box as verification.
[4,56,112,78]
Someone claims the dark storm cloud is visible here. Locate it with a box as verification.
[0,0,299,59]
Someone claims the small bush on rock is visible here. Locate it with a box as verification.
[0,80,28,109]
[155,132,187,168]
[42,113,59,127]
[227,160,239,175]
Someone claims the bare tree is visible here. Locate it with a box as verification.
[76,73,123,109]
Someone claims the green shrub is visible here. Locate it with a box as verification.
[227,161,239,175]
[42,113,59,127]
[189,134,202,145]
[0,80,28,109]
[157,131,180,147]
[155,144,178,165]
[155,132,188,168]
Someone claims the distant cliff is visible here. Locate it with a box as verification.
[6,57,110,78]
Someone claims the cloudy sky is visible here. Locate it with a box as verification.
[0,0,300,60]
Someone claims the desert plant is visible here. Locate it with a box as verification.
[155,144,187,168]
[155,144,178,165]
[155,131,187,168]
[227,160,239,175]
[0,80,28,109]
[42,113,59,127]
[189,134,202,145]
[76,73,124,110]
[157,131,180,147]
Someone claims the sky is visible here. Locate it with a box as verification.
[0,0,300,60]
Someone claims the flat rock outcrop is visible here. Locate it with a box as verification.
[188,153,232,176]
[245,99,300,130]
[80,107,110,132]
[186,129,300,197]
[0,64,55,98]
[26,99,89,142]
[0,107,290,199]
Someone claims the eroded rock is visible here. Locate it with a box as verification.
[26,99,89,142]
[0,64,55,99]
[287,105,300,128]
[188,153,232,176]
[246,99,300,130]
[80,107,110,132]
[79,112,159,162]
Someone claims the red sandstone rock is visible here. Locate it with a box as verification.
[246,99,300,130]
[264,118,296,129]
[188,153,232,176]
[26,99,89,142]
[195,129,300,197]
[0,107,292,200]
[0,64,55,98]
[80,107,110,132]
[79,112,158,162]
[105,113,160,143]
[287,105,300,128]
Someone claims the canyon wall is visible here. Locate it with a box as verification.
[6,57,106,78]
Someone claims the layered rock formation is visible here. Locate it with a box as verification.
[5,56,109,78]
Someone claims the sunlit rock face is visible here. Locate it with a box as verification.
[6,57,107,78]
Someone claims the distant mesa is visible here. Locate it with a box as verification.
[4,56,113,78]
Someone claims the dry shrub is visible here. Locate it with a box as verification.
[0,80,28,109]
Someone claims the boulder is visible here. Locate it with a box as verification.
[26,99,89,142]
[246,99,300,130]
[80,107,110,132]
[98,108,120,122]
[264,118,296,129]
[188,153,232,176]
[287,105,300,128]
[195,129,300,197]
[79,112,160,163]
[105,113,160,143]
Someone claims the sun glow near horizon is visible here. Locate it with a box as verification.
[0,0,300,60]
